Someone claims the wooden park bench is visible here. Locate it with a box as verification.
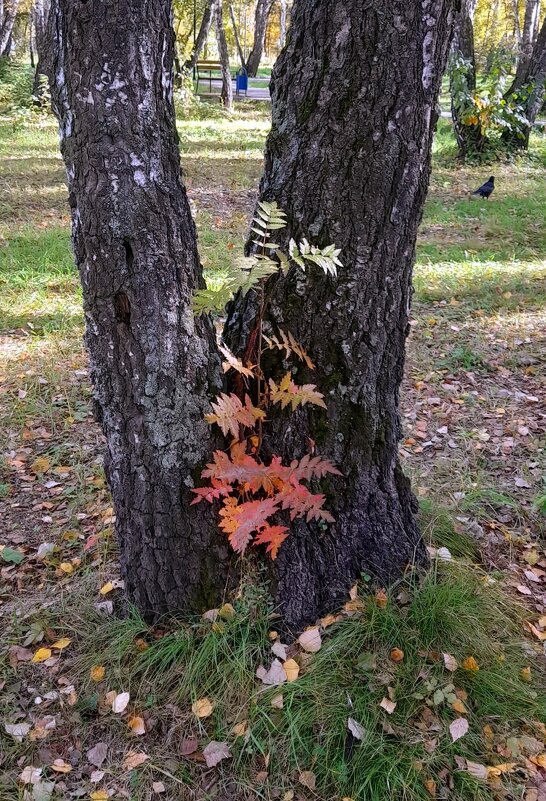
[195,61,224,93]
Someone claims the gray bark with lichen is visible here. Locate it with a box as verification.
[0,0,19,56]
[46,0,230,620]
[224,0,457,633]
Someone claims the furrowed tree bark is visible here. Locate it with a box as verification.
[245,0,274,76]
[185,0,217,73]
[46,0,230,620]
[224,0,457,632]
[504,16,546,148]
[0,0,19,56]
[215,0,233,109]
[449,0,485,159]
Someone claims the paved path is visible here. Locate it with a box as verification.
[196,77,271,102]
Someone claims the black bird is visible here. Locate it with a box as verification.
[472,175,495,199]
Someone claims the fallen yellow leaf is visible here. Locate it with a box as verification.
[90,665,105,682]
[527,622,546,642]
[231,720,248,737]
[462,656,479,672]
[31,647,52,663]
[99,582,114,595]
[487,763,516,777]
[530,754,546,769]
[51,638,71,650]
[343,598,364,613]
[521,666,532,682]
[31,456,50,474]
[483,724,494,747]
[283,659,300,682]
[218,603,235,620]
[192,697,214,718]
[59,562,74,574]
[90,792,109,801]
[424,779,437,797]
[51,759,71,773]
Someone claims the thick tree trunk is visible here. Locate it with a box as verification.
[504,17,546,148]
[0,0,19,56]
[215,0,233,109]
[46,0,230,619]
[245,0,274,76]
[185,0,217,73]
[449,0,486,159]
[224,0,456,632]
[517,0,541,81]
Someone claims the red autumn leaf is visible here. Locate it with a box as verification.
[254,523,289,559]
[190,478,231,505]
[287,453,342,481]
[219,496,280,554]
[279,482,334,523]
[201,450,276,494]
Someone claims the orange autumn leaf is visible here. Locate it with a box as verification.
[254,523,289,560]
[269,373,326,411]
[390,648,404,663]
[128,716,146,735]
[375,589,388,608]
[462,656,479,672]
[90,665,105,682]
[205,393,265,439]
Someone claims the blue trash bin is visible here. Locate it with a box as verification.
[236,68,248,95]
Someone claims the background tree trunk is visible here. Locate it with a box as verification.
[517,0,541,81]
[0,0,19,56]
[215,0,233,109]
[449,0,486,159]
[228,2,247,68]
[279,0,287,49]
[245,0,274,76]
[224,0,456,632]
[46,0,230,620]
[504,16,546,148]
[32,0,50,101]
[185,0,217,72]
